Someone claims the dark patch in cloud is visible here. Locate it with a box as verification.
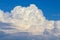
[0,22,15,30]
[0,22,11,26]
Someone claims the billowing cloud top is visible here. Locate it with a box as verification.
[0,4,60,36]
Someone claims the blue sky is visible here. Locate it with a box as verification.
[0,0,60,40]
[0,0,60,20]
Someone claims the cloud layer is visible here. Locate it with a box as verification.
[0,4,60,36]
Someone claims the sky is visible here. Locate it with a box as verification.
[0,0,60,20]
[0,4,60,40]
[0,0,60,40]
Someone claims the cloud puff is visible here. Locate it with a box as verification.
[0,4,60,36]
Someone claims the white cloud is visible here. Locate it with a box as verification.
[0,4,60,35]
[46,20,54,30]
[55,21,60,29]
[10,4,46,35]
[0,10,4,22]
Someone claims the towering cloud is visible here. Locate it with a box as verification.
[0,4,60,35]
[10,4,46,34]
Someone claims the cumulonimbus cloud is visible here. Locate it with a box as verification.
[0,4,60,35]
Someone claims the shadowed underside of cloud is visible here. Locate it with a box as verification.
[0,32,60,40]
[0,4,60,40]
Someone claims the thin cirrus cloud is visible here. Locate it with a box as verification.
[0,4,60,36]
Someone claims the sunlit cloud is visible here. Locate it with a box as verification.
[0,4,60,37]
